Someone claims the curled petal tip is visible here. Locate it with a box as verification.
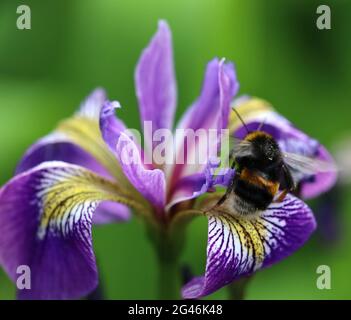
[110,100,121,109]
[101,100,122,117]
[158,19,171,32]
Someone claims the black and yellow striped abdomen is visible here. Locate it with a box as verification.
[233,168,280,213]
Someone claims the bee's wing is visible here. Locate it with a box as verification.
[216,136,252,169]
[229,137,253,158]
[283,152,338,175]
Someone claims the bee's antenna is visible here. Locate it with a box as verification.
[232,107,250,134]
[257,116,267,132]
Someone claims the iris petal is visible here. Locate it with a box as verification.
[116,133,166,210]
[167,59,238,208]
[16,89,131,224]
[135,20,177,154]
[0,162,143,299]
[182,193,316,299]
[99,100,128,154]
[16,132,110,177]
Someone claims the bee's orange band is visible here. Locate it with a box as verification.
[240,168,279,196]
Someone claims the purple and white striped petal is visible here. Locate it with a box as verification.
[0,162,140,299]
[116,133,166,210]
[92,201,131,224]
[135,20,177,154]
[182,194,316,299]
[231,97,337,199]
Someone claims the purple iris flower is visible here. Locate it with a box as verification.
[0,21,337,300]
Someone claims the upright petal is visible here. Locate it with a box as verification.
[182,194,316,299]
[116,133,166,210]
[231,97,337,199]
[135,20,177,153]
[176,59,238,135]
[167,59,238,206]
[0,162,143,300]
[99,100,147,163]
[77,87,107,119]
[99,100,128,154]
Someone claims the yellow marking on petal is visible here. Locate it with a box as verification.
[233,215,265,268]
[37,166,151,238]
[229,97,274,133]
[57,116,150,209]
[57,116,126,182]
[211,211,266,269]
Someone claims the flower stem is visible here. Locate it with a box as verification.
[149,226,184,300]
[227,276,252,300]
[157,253,180,300]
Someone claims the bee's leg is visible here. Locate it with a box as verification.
[205,158,238,212]
[229,150,236,168]
[275,189,288,203]
[205,176,236,212]
[282,163,295,191]
[275,164,295,203]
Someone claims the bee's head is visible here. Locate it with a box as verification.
[239,131,282,172]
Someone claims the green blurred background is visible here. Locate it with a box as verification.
[0,0,350,299]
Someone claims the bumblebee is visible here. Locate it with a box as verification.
[211,108,336,216]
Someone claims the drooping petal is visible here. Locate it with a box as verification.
[182,194,316,299]
[167,59,238,207]
[299,146,337,198]
[16,134,130,223]
[16,132,109,177]
[116,133,166,210]
[92,201,131,224]
[231,97,337,199]
[135,20,177,153]
[0,162,143,300]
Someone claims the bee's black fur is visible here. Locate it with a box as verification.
[233,175,275,211]
[237,133,282,178]
[213,131,295,215]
